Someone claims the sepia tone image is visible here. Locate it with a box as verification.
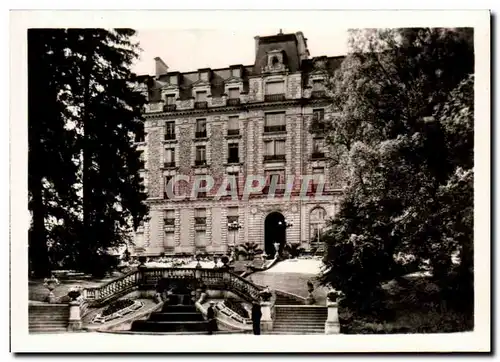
[19,12,485,349]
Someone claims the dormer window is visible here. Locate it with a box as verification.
[232,69,240,78]
[196,91,207,102]
[165,94,176,105]
[228,88,240,99]
[198,69,211,83]
[263,50,287,73]
[170,75,178,85]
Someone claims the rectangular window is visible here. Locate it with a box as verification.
[165,121,175,140]
[231,68,241,78]
[313,109,325,122]
[228,88,240,99]
[170,75,178,85]
[226,171,239,192]
[164,209,175,226]
[264,170,285,193]
[164,175,174,199]
[196,119,207,132]
[196,91,207,102]
[312,79,324,91]
[264,112,286,132]
[196,146,206,163]
[164,148,175,167]
[265,81,285,95]
[164,231,175,248]
[195,230,207,246]
[227,116,239,135]
[195,208,207,226]
[312,138,324,153]
[264,140,286,156]
[165,148,175,162]
[165,94,176,105]
[228,143,239,163]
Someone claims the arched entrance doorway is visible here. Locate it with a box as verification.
[264,212,286,258]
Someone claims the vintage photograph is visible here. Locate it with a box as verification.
[11,9,490,353]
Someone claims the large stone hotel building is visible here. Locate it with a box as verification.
[132,31,346,258]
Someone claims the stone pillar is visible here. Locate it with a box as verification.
[260,302,273,332]
[67,301,82,331]
[325,301,340,334]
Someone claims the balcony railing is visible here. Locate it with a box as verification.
[163,218,175,226]
[227,157,240,164]
[263,154,286,162]
[195,131,207,138]
[227,98,241,106]
[164,133,176,140]
[195,159,207,166]
[311,152,325,159]
[195,217,206,225]
[227,129,240,136]
[311,90,326,99]
[163,104,177,112]
[163,162,176,168]
[264,94,286,102]
[264,125,286,133]
[194,101,208,109]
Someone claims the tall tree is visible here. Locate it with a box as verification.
[28,29,149,277]
[28,29,80,277]
[318,28,474,310]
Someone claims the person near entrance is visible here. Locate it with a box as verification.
[207,301,217,335]
[251,301,262,335]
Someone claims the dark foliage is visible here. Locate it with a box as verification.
[28,29,149,277]
[319,28,474,316]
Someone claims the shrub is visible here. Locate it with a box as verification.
[102,299,135,317]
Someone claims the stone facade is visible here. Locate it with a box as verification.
[132,31,346,256]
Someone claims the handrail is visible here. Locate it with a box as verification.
[82,267,263,305]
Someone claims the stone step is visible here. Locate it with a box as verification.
[161,304,198,313]
[274,321,325,326]
[149,312,205,322]
[29,326,68,332]
[272,326,325,332]
[131,320,209,333]
[267,331,324,335]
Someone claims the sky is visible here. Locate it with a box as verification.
[131,27,349,76]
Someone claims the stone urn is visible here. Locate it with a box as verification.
[259,287,272,302]
[327,288,340,303]
[195,252,202,268]
[138,255,147,267]
[213,255,219,268]
[67,286,82,301]
[220,255,230,269]
[43,276,60,303]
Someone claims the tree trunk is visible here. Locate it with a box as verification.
[29,155,50,278]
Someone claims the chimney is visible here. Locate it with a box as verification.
[254,36,260,58]
[154,57,169,78]
[295,32,310,61]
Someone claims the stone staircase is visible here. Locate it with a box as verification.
[29,303,69,333]
[131,294,209,333]
[269,305,327,335]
